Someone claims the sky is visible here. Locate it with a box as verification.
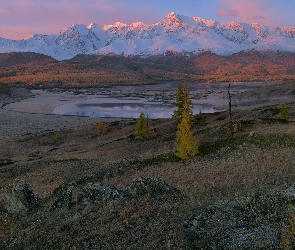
[0,0,294,40]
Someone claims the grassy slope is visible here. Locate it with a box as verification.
[1,50,295,88]
[1,101,295,248]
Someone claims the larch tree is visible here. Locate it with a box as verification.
[280,102,290,121]
[135,112,148,140]
[175,110,199,160]
[173,83,194,124]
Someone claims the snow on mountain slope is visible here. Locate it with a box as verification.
[0,12,295,60]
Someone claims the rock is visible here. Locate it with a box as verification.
[51,181,76,210]
[185,191,294,249]
[221,226,279,250]
[77,182,124,204]
[123,177,181,198]
[1,179,39,214]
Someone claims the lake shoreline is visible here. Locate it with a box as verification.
[1,81,294,138]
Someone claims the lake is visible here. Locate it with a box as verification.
[52,97,214,119]
[51,81,274,119]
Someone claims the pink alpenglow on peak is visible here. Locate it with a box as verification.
[0,12,295,60]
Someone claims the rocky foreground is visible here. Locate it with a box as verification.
[1,83,295,249]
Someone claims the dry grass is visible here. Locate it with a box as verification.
[2,51,295,89]
[1,91,295,248]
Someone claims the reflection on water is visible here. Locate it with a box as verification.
[53,97,214,118]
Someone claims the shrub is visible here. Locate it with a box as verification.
[196,110,203,120]
[280,204,295,248]
[233,124,239,133]
[97,122,108,135]
[55,132,61,141]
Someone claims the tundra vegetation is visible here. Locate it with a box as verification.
[2,51,295,89]
[135,112,156,140]
[280,102,290,121]
[97,122,108,135]
[0,83,295,249]
[54,131,61,141]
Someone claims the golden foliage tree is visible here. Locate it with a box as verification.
[173,83,194,124]
[175,110,198,160]
[55,131,61,141]
[135,112,148,140]
[135,113,156,140]
[280,102,290,121]
[97,122,108,135]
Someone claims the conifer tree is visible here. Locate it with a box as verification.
[135,112,148,140]
[280,102,290,121]
[175,110,198,160]
[173,84,194,124]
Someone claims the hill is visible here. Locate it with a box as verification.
[1,50,295,88]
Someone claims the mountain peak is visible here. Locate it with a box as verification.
[71,23,86,29]
[166,12,176,17]
[87,23,98,29]
[1,12,295,60]
[193,16,217,27]
[68,23,89,34]
[113,22,127,28]
[161,12,184,28]
[164,12,183,21]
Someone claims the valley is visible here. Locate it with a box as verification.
[0,79,295,248]
[1,50,295,90]
[1,5,295,250]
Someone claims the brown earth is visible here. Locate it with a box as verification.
[1,50,295,89]
[0,81,295,248]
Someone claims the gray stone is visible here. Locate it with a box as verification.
[51,182,76,210]
[1,179,39,214]
[77,182,124,204]
[123,177,181,197]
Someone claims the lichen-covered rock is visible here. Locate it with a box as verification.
[221,226,279,250]
[51,182,76,210]
[77,182,124,204]
[1,179,39,214]
[185,190,295,249]
[123,177,181,198]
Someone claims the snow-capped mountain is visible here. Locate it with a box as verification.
[1,12,295,60]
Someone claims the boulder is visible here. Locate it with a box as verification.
[1,179,39,214]
[51,182,76,210]
[77,182,124,204]
[123,177,181,198]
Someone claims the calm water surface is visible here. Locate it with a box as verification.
[53,97,214,118]
[52,82,272,118]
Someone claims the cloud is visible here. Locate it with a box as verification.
[187,2,196,6]
[216,0,272,24]
[217,7,239,17]
[0,0,161,39]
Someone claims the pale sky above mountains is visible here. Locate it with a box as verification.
[0,0,294,40]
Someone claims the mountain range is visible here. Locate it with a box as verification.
[1,12,295,60]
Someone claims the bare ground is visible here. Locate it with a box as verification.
[0,82,295,249]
